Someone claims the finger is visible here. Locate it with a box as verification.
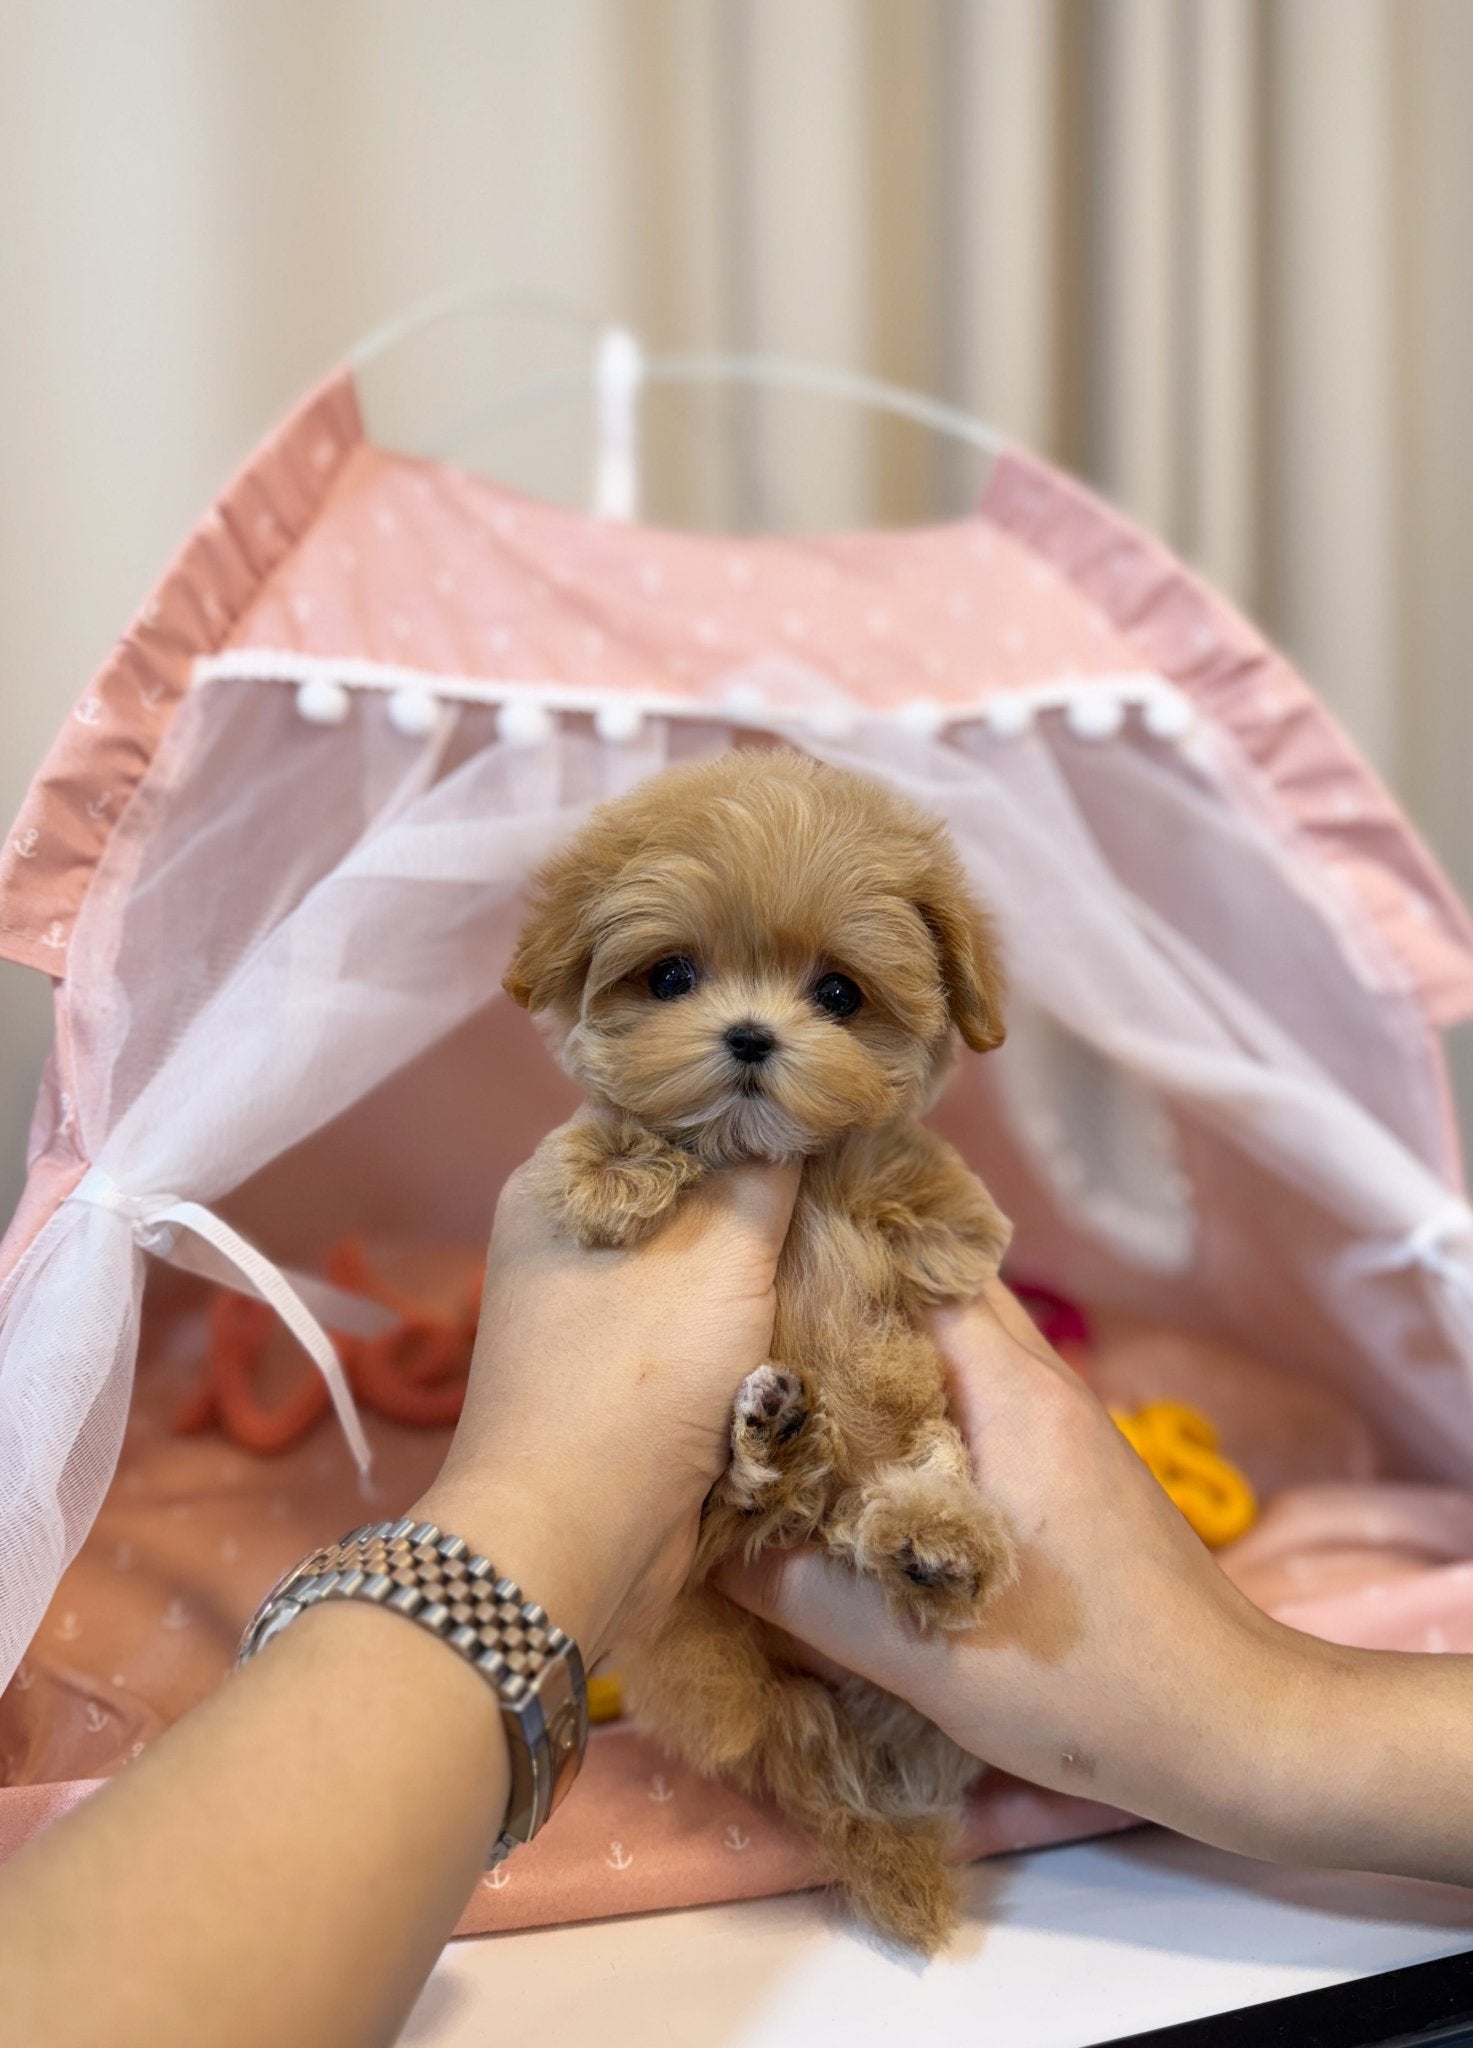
[938,1279,1066,1366]
[489,1159,565,1257]
[926,1294,1065,1458]
[715,1547,926,1699]
[697,1157,802,1254]
[980,1279,1066,1360]
[491,1161,537,1232]
[492,1115,600,1238]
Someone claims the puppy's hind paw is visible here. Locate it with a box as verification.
[723,1364,807,1510]
[738,1364,807,1445]
[832,1466,1016,1632]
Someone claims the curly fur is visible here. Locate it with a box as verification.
[505,748,1014,1952]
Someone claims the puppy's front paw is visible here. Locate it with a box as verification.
[529,1119,704,1248]
[723,1364,808,1510]
[830,1464,1016,1631]
[880,1186,1011,1307]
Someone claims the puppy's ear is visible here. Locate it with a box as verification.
[917,857,1006,1053]
[503,844,601,1013]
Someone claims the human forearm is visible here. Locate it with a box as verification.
[0,1599,510,2048]
[1076,1607,1473,1889]
[1226,1631,1473,1887]
[0,1157,798,2048]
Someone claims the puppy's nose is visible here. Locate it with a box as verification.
[724,1021,776,1066]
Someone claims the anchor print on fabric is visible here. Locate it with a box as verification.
[606,1841,633,1872]
[648,1774,675,1804]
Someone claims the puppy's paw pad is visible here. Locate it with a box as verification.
[736,1365,807,1446]
[894,1539,979,1597]
[717,1365,810,1513]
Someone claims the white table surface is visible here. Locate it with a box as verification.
[400,1828,1473,2048]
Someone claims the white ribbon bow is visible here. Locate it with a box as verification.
[1344,1199,1473,1315]
[70,1167,376,1478]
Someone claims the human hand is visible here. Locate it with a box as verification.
[717,1282,1309,1852]
[415,1141,800,1663]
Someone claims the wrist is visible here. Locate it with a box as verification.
[1133,1613,1336,1863]
[1215,1627,1430,1873]
[409,1468,616,1666]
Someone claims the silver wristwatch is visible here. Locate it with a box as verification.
[238,1517,588,1866]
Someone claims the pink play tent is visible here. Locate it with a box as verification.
[6,308,1473,1930]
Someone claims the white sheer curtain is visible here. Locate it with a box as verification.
[0,695,683,1687]
[4,0,1472,1219]
[7,663,1473,1687]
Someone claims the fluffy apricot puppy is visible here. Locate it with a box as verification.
[505,747,1013,1950]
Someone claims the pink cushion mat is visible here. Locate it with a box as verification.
[5,1258,1473,1935]
[0,1272,1136,1934]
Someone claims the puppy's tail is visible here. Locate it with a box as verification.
[625,1596,962,1953]
[757,1678,960,1955]
[813,1807,959,1956]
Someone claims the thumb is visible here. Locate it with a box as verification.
[700,1157,802,1256]
[715,1546,926,1701]
[927,1282,1074,1440]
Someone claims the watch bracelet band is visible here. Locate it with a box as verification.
[237,1516,588,1867]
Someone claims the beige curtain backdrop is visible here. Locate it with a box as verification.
[2,0,1471,1220]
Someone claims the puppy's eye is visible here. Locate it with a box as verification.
[648,955,699,1001]
[813,972,862,1019]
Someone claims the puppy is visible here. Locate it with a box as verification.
[505,748,1014,1950]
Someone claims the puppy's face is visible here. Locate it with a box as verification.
[505,752,1004,1163]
